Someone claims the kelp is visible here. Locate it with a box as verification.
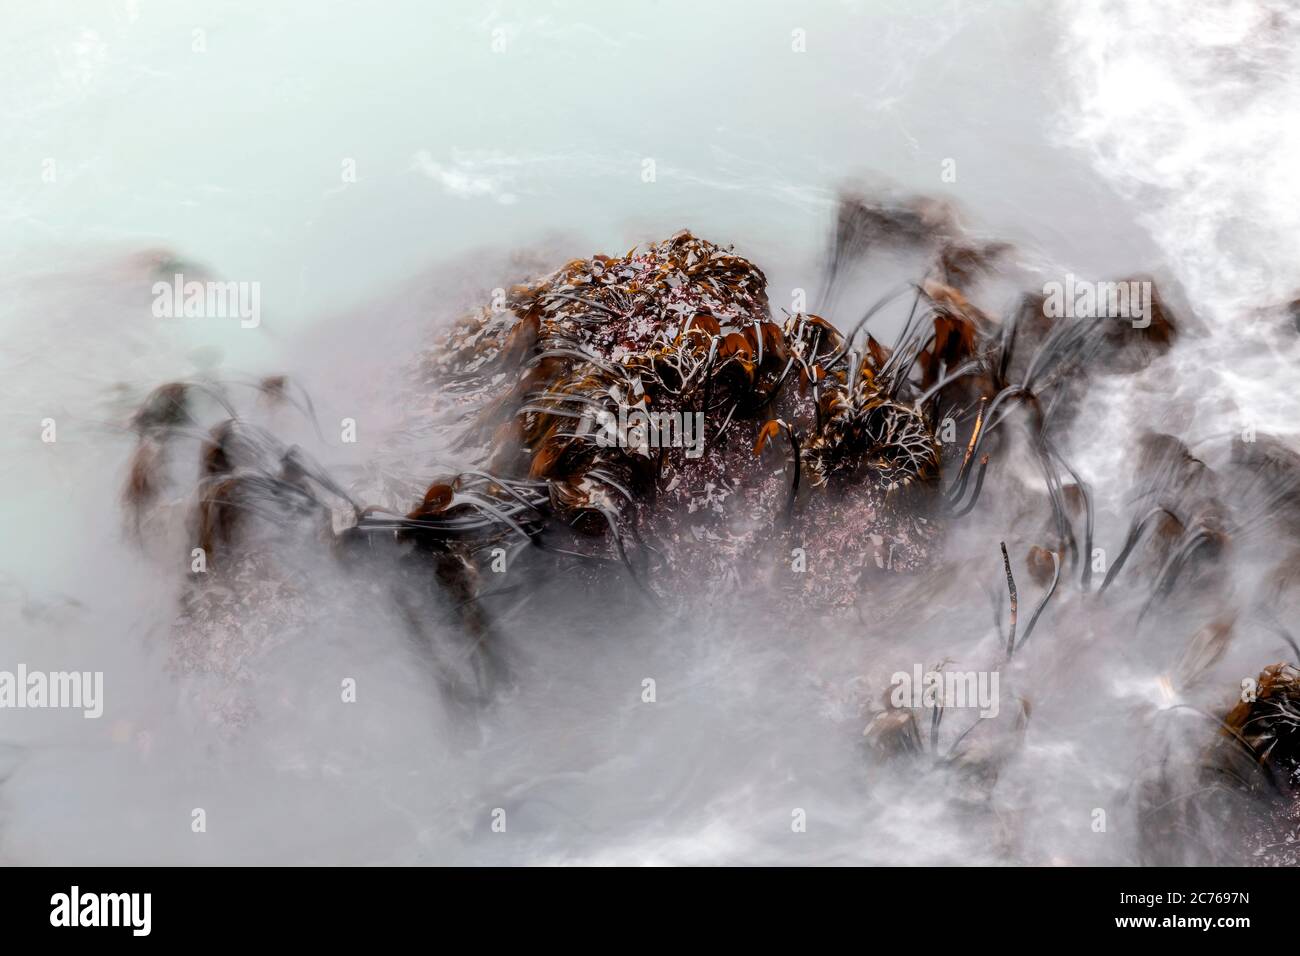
[390,215,1027,608]
[122,193,1194,708]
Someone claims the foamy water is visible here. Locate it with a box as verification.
[2,1,1297,865]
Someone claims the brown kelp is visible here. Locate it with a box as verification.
[123,194,1190,673]
[129,193,1300,857]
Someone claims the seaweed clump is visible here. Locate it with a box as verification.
[394,227,969,608]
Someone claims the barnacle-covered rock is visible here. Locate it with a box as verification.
[415,230,957,610]
[126,200,1104,711]
[1223,662,1300,864]
[1139,661,1300,866]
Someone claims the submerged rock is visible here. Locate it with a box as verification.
[405,229,960,610]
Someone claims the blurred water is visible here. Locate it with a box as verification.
[1,0,1298,864]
